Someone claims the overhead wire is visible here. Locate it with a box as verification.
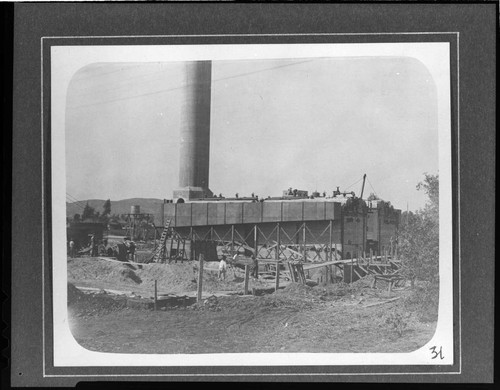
[344,177,363,191]
[67,59,316,110]
[366,177,377,197]
[66,193,89,211]
[66,198,87,212]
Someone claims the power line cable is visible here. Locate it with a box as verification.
[67,59,315,110]
[66,193,89,211]
[66,199,86,213]
[70,63,147,83]
[66,193,87,207]
[69,67,179,99]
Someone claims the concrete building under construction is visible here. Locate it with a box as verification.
[157,60,401,264]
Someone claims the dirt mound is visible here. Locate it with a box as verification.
[280,282,321,297]
[109,267,142,284]
[136,262,197,292]
[68,258,203,293]
[67,284,128,317]
[67,283,85,304]
[68,258,117,282]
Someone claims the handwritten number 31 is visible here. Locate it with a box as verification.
[430,346,444,360]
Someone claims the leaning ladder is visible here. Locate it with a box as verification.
[150,219,171,263]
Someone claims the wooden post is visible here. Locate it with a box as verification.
[334,243,338,260]
[197,254,204,302]
[244,264,250,295]
[231,225,235,257]
[254,225,258,258]
[329,220,333,262]
[324,266,329,286]
[302,223,306,261]
[275,261,280,292]
[154,280,158,311]
[388,279,393,296]
[350,257,353,283]
[189,227,194,260]
[168,234,174,263]
[276,223,280,261]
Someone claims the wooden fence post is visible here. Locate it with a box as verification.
[275,261,280,292]
[154,280,158,311]
[244,264,250,295]
[350,257,353,283]
[197,254,204,303]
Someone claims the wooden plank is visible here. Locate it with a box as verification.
[364,297,401,308]
[353,267,363,281]
[302,258,359,270]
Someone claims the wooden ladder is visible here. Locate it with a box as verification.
[149,219,171,263]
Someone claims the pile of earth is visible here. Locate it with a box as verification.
[67,257,268,295]
[68,283,128,316]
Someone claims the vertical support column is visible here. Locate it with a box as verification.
[275,261,280,292]
[254,224,258,258]
[209,226,214,261]
[190,226,194,260]
[197,254,204,302]
[169,231,174,263]
[244,264,250,295]
[302,223,306,262]
[276,223,280,261]
[329,220,333,262]
[340,210,345,260]
[175,237,181,263]
[231,225,235,257]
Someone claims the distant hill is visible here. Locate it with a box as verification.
[66,198,165,224]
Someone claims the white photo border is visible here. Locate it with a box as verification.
[42,33,460,376]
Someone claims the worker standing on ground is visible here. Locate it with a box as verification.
[69,238,75,257]
[123,236,136,262]
[251,255,259,279]
[218,255,227,281]
[90,234,98,257]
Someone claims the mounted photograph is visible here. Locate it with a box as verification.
[49,41,454,367]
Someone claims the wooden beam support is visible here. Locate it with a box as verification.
[244,264,250,295]
[197,254,204,302]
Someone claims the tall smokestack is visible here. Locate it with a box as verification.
[173,61,213,202]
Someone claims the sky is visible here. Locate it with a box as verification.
[65,56,439,211]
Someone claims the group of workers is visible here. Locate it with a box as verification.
[67,234,136,261]
[217,254,259,281]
